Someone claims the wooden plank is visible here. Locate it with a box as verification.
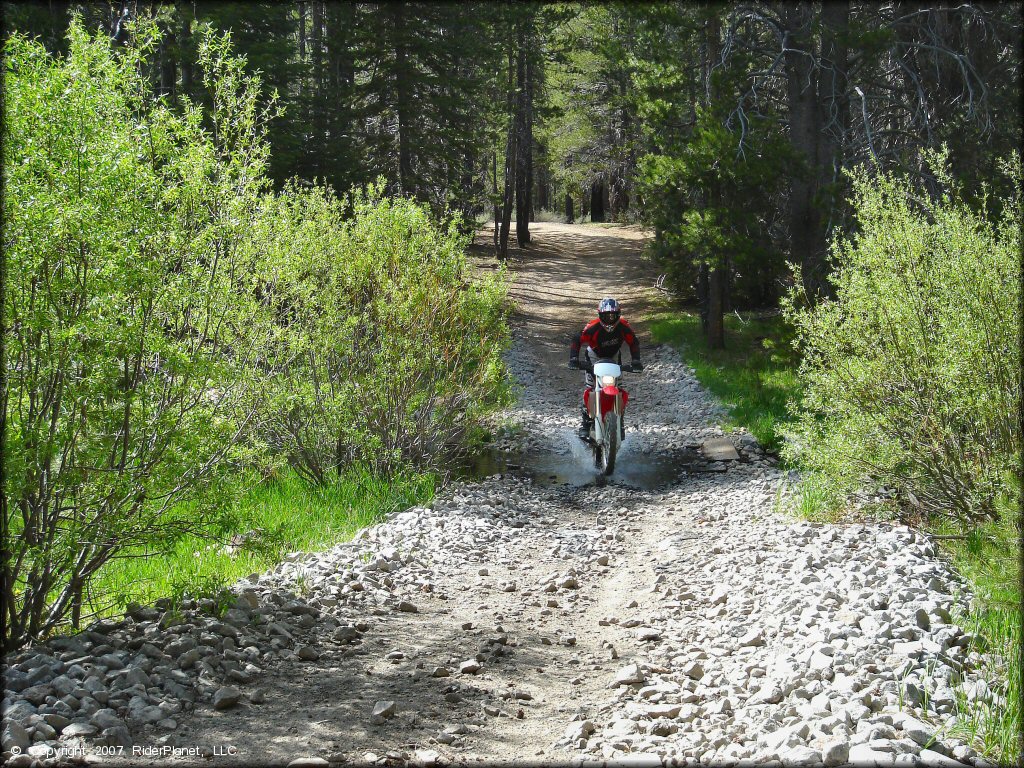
[701,437,740,461]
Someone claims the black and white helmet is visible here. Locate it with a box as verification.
[598,297,620,330]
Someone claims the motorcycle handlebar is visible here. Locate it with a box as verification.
[579,360,639,373]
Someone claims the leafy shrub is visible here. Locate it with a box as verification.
[782,152,1021,526]
[248,182,511,482]
[2,21,274,648]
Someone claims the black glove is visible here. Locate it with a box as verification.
[568,358,580,370]
[631,359,644,372]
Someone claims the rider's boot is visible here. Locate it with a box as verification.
[577,408,593,439]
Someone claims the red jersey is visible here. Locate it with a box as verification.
[571,318,640,362]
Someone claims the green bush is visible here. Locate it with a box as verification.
[248,182,511,482]
[782,151,1021,526]
[2,22,275,648]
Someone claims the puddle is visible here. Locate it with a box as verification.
[454,432,704,491]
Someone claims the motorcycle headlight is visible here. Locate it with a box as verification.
[600,375,616,386]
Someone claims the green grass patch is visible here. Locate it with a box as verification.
[87,468,434,617]
[931,494,1022,763]
[649,308,801,453]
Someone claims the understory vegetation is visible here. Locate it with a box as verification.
[91,469,435,618]
[2,22,507,650]
[660,155,1020,761]
[648,311,800,454]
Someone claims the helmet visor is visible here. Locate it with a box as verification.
[599,311,620,326]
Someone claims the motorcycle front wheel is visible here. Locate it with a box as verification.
[601,412,619,475]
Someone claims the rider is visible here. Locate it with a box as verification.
[568,297,643,438]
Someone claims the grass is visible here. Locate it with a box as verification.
[87,468,434,617]
[648,308,801,453]
[931,499,1022,763]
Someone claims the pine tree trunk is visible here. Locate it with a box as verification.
[392,4,414,197]
[707,266,726,350]
[159,25,176,98]
[493,150,500,251]
[179,3,193,96]
[819,0,849,280]
[697,261,710,333]
[565,191,574,224]
[514,25,530,247]
[589,177,605,222]
[782,3,826,302]
[499,42,517,259]
[704,12,726,350]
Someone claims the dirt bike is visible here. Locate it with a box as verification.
[579,357,639,475]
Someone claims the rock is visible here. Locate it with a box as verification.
[636,628,661,642]
[849,743,896,765]
[371,700,396,724]
[1,720,31,752]
[459,660,482,675]
[397,601,418,613]
[213,686,241,710]
[413,748,441,766]
[287,759,330,767]
[900,716,935,746]
[92,708,126,730]
[612,663,646,687]
[61,722,99,738]
[780,745,822,764]
[917,748,965,766]
[822,740,850,766]
[738,628,765,647]
[332,625,360,643]
[681,661,705,680]
[296,645,320,661]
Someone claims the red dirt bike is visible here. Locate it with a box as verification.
[580,357,639,475]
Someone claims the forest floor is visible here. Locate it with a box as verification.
[5,224,995,768]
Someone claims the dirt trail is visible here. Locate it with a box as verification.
[486,222,660,360]
[113,224,732,765]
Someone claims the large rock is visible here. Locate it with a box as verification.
[612,663,646,687]
[1,720,31,752]
[213,686,241,710]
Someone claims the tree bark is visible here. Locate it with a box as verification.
[782,2,827,302]
[707,265,726,350]
[564,191,574,224]
[589,177,605,222]
[819,0,850,251]
[392,4,414,197]
[158,25,176,98]
[493,150,499,251]
[705,11,726,350]
[179,3,193,96]
[514,23,531,247]
[499,40,517,259]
